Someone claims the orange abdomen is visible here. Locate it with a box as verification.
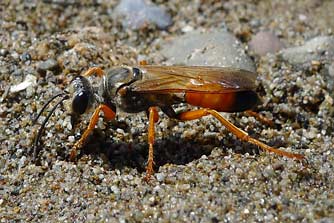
[185,90,259,112]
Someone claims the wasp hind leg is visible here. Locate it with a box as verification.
[70,104,116,160]
[176,109,304,160]
[245,110,274,127]
[145,107,159,181]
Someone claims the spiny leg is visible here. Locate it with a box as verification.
[146,107,159,180]
[82,67,104,77]
[70,104,116,160]
[177,108,304,160]
[245,110,274,127]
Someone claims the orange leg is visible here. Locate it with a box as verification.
[139,60,148,65]
[177,109,304,160]
[70,104,116,160]
[145,107,159,180]
[245,110,274,127]
[82,67,104,77]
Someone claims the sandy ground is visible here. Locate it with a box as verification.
[1,0,334,222]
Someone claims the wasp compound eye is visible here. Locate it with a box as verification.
[132,67,140,76]
[70,76,95,115]
[72,91,90,114]
[132,67,143,80]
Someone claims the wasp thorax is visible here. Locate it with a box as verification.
[101,67,142,97]
[70,76,95,115]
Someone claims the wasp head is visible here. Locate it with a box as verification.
[33,75,97,158]
[68,75,96,126]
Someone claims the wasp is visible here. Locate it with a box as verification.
[33,65,304,179]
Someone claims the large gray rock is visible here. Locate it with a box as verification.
[280,36,334,65]
[160,30,256,72]
[281,36,334,94]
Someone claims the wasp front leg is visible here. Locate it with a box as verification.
[70,104,116,160]
[82,67,105,77]
[145,107,159,180]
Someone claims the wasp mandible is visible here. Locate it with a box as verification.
[33,65,304,179]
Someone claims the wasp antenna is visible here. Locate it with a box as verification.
[33,95,69,161]
[33,93,66,124]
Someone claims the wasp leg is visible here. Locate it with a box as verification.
[145,107,159,181]
[177,109,304,160]
[245,110,274,127]
[139,60,148,65]
[82,67,104,77]
[70,104,116,160]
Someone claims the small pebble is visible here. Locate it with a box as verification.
[0,48,9,56]
[10,74,37,93]
[37,58,59,73]
[156,172,165,182]
[19,52,31,62]
[249,31,285,56]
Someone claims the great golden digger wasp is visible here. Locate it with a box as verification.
[33,65,304,179]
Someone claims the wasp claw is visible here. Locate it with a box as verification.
[70,143,81,161]
[145,160,155,181]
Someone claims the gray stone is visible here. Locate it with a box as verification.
[249,31,285,56]
[280,36,334,65]
[37,58,59,73]
[160,30,256,72]
[114,0,172,30]
[325,62,334,93]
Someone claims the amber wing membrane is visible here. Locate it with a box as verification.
[132,66,257,93]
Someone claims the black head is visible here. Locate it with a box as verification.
[33,75,96,161]
[70,76,95,115]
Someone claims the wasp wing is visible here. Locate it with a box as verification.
[131,65,257,93]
